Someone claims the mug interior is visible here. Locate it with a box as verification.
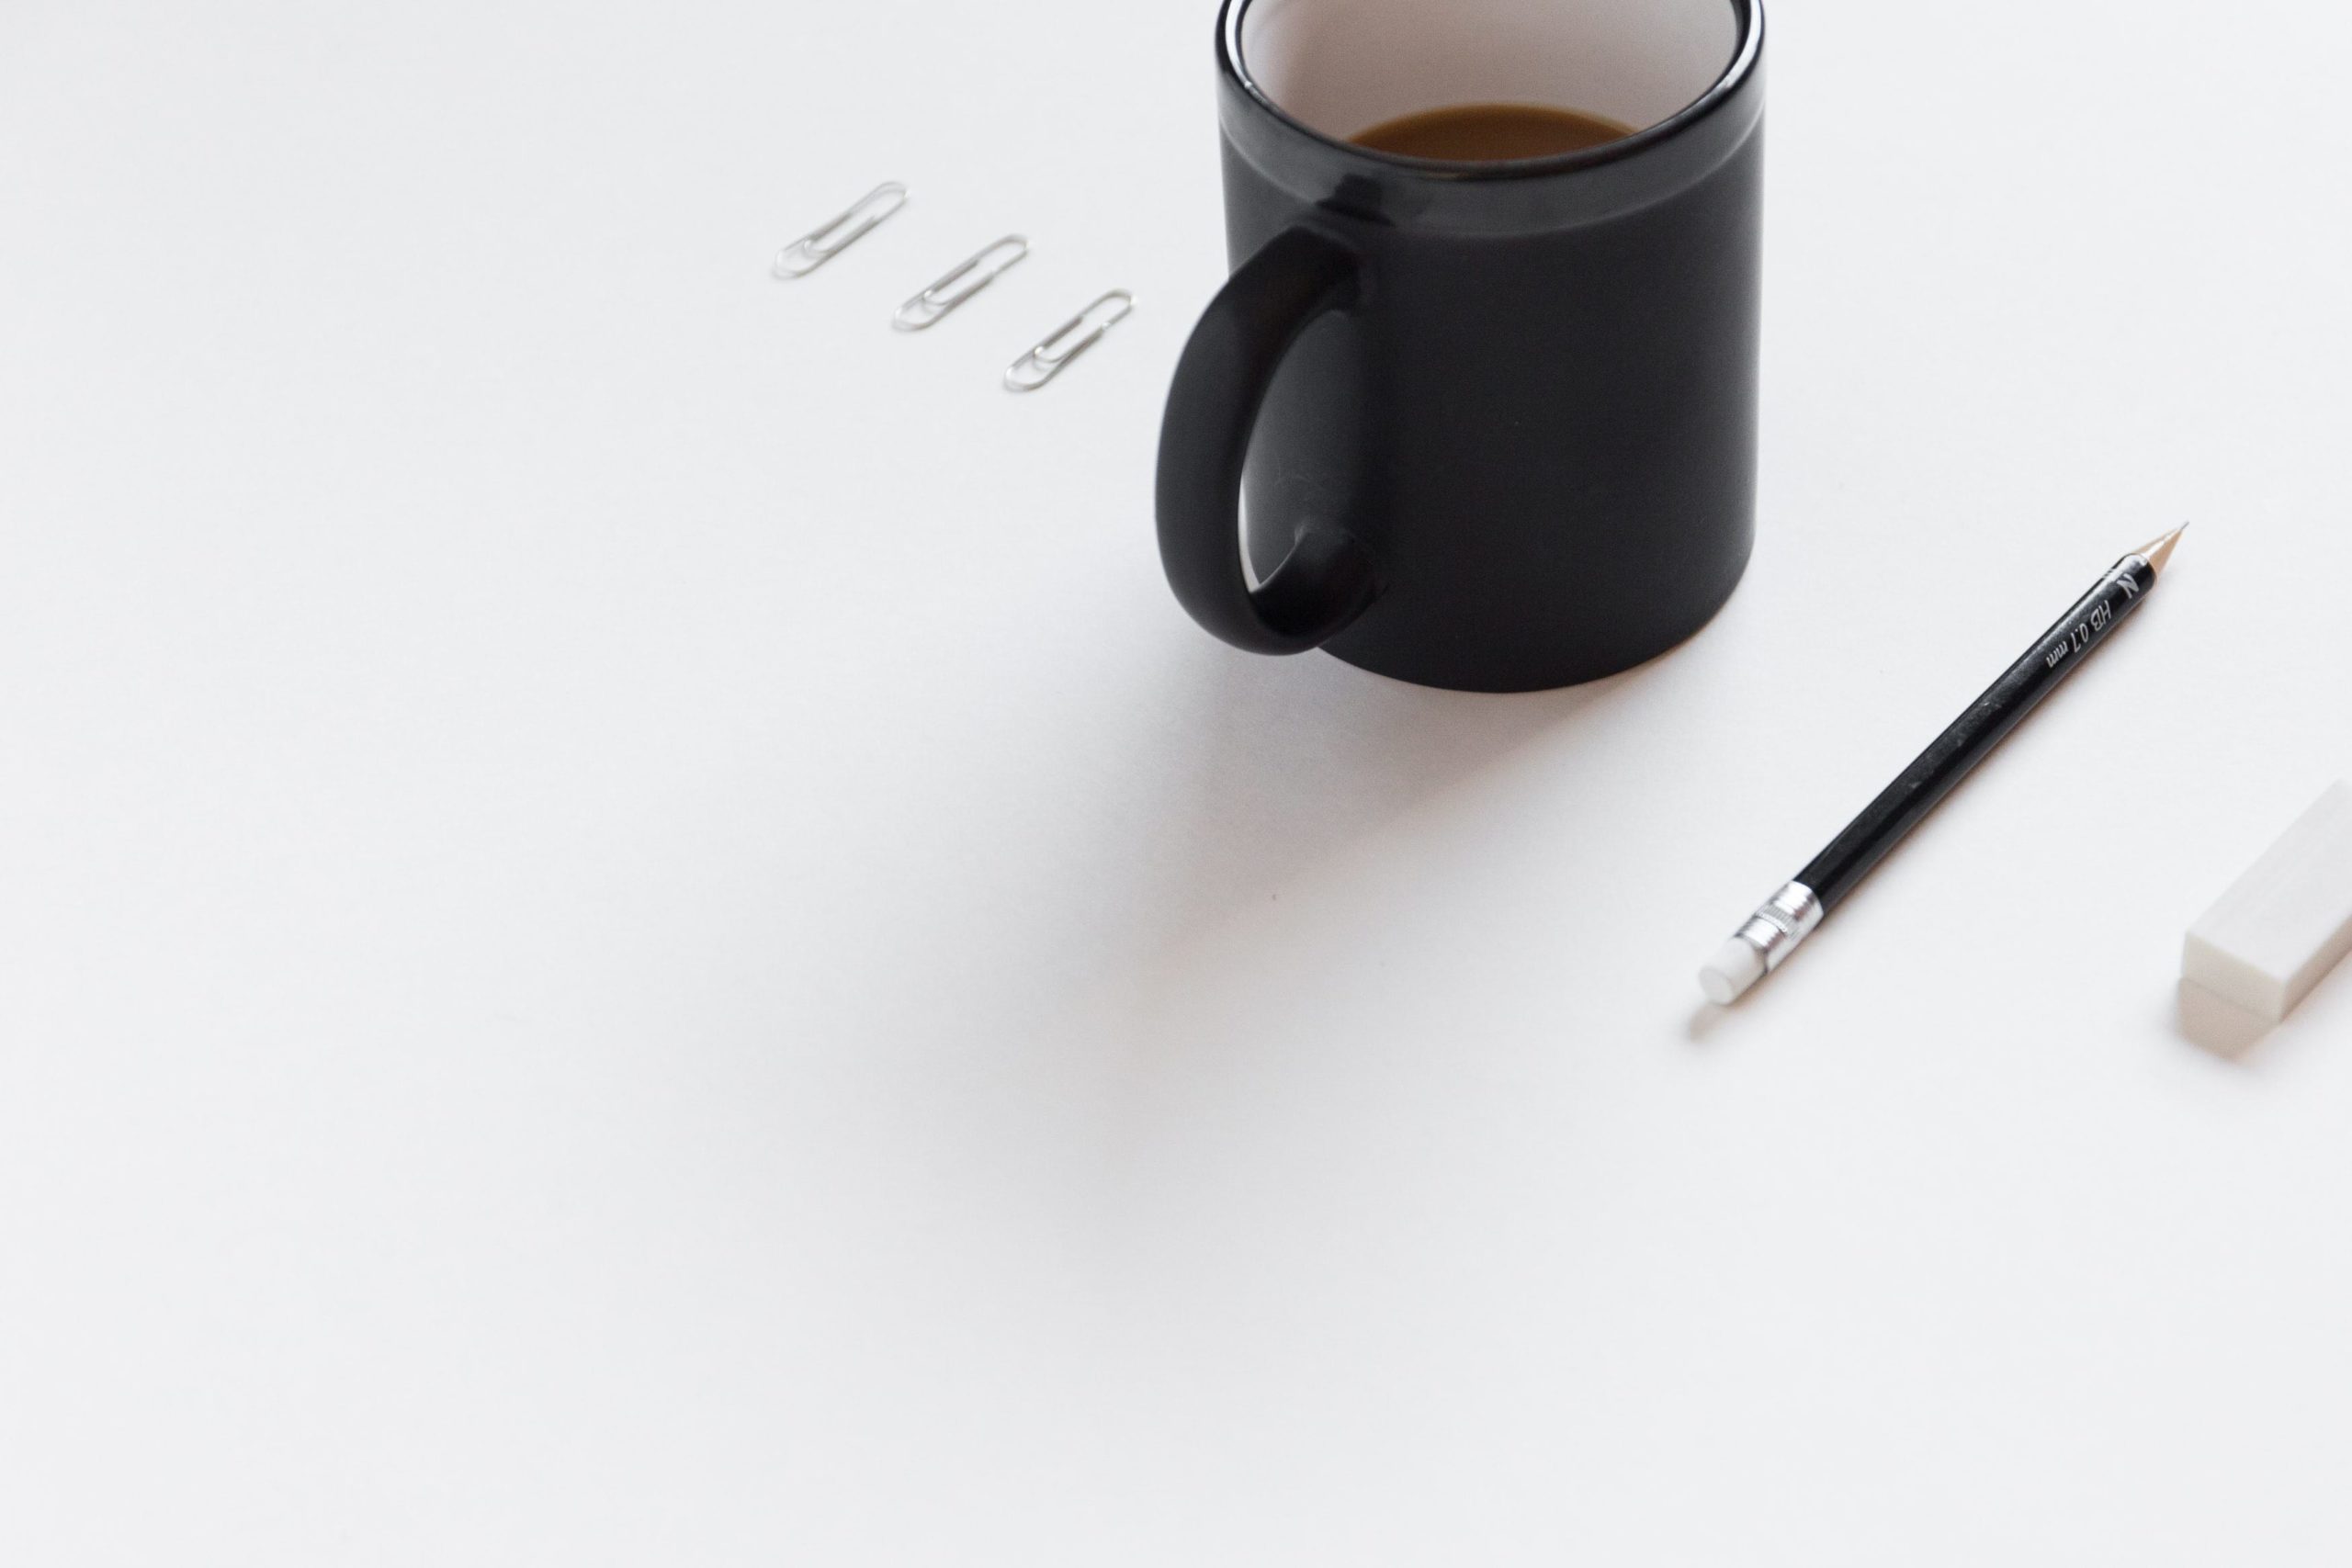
[1234,0,1742,149]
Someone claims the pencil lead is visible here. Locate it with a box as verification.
[2132,524,2188,577]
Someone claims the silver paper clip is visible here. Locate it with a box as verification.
[895,236,1030,331]
[773,182,908,278]
[1003,289,1135,391]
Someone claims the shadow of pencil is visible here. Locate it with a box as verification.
[1684,1000,1730,1044]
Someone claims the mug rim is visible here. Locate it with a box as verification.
[1218,0,1764,182]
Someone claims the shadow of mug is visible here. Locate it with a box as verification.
[1131,644,1626,947]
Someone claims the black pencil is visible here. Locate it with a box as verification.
[1700,525,2188,1005]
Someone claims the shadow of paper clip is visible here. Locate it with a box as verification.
[896,236,1030,331]
[773,182,908,278]
[1004,290,1135,392]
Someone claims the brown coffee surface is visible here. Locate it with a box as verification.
[1350,102,1636,162]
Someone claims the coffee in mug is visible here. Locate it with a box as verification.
[1350,103,1635,162]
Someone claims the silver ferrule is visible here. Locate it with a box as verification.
[1733,881,1824,973]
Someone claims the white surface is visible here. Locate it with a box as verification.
[6,0,2352,1562]
[2185,782,2352,1021]
[1241,0,1737,139]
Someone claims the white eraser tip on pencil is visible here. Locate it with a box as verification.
[1700,939,1765,1006]
[2183,781,2352,1022]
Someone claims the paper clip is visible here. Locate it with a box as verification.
[773,182,908,278]
[894,236,1030,331]
[1003,290,1135,392]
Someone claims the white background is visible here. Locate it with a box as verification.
[5,0,2351,1561]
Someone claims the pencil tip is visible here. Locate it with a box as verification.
[2132,523,2188,577]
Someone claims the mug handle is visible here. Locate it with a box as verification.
[1156,226,1379,654]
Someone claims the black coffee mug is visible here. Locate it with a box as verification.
[1157,0,1765,693]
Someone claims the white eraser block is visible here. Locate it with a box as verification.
[2184,781,2352,1021]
